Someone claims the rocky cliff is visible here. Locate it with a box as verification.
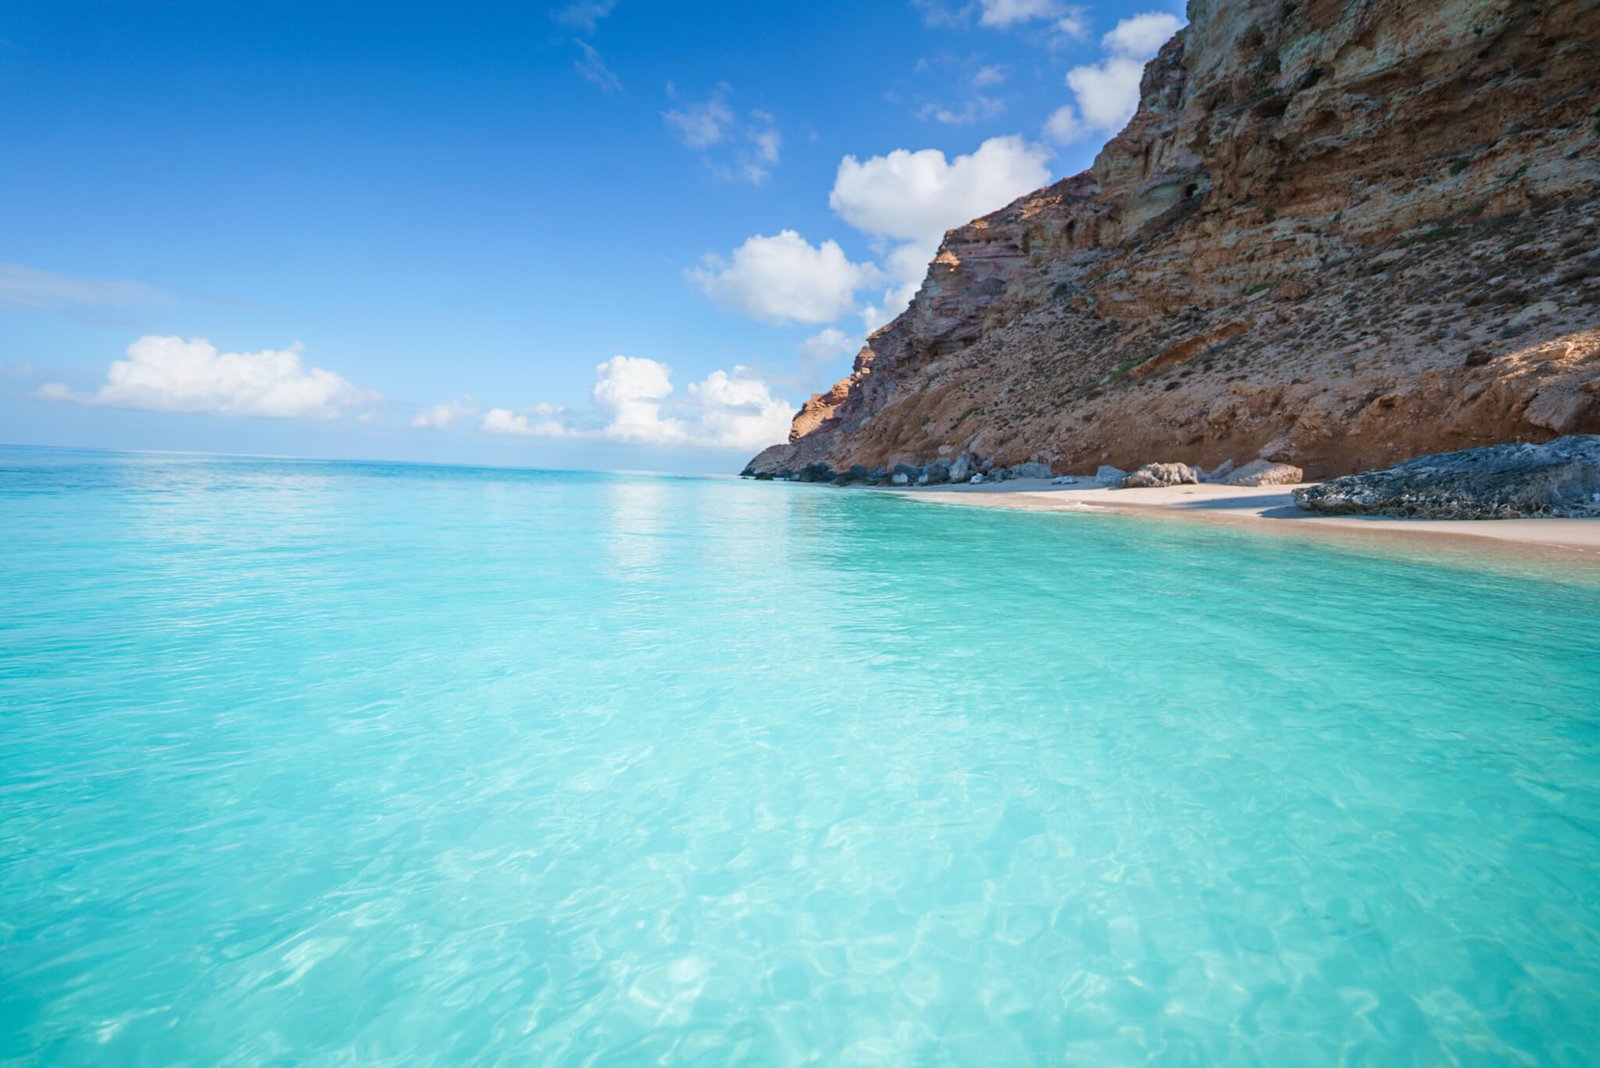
[746,0,1600,481]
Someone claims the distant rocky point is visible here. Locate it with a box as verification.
[745,0,1600,484]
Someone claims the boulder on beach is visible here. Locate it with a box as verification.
[1005,462,1054,480]
[1224,460,1304,487]
[1096,465,1127,487]
[1293,436,1600,519]
[1205,459,1237,482]
[949,454,974,482]
[1124,462,1202,488]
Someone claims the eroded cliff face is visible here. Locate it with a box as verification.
[746,0,1600,480]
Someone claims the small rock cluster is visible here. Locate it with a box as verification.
[744,454,1060,486]
[1293,435,1600,518]
[745,451,1306,491]
[1095,458,1304,489]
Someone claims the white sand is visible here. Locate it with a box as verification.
[880,478,1600,564]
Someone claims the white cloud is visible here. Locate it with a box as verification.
[410,396,479,429]
[1053,9,1089,38]
[692,135,1049,335]
[918,95,1005,125]
[663,86,735,148]
[663,86,781,184]
[685,366,795,449]
[574,41,622,94]
[801,328,862,364]
[978,0,1062,27]
[0,262,170,311]
[481,407,573,438]
[860,240,947,331]
[830,134,1049,325]
[591,355,681,443]
[1064,56,1147,130]
[484,358,792,451]
[1102,11,1183,57]
[552,0,616,32]
[1043,104,1085,143]
[688,231,878,325]
[829,134,1051,245]
[1044,11,1183,144]
[971,63,1009,88]
[38,336,372,420]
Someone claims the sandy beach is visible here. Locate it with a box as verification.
[881,478,1600,564]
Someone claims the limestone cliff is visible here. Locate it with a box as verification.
[746,0,1600,480]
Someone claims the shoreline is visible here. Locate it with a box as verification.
[872,478,1600,568]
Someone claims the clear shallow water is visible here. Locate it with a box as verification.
[3,448,1600,1066]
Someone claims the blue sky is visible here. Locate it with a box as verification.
[0,0,1184,472]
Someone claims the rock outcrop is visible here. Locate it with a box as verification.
[1125,462,1203,488]
[1223,460,1304,487]
[745,0,1600,481]
[1294,435,1600,518]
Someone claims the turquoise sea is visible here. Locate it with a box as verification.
[3,447,1600,1065]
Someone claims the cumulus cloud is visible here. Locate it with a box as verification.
[828,134,1051,326]
[1045,11,1183,143]
[485,358,792,451]
[685,367,795,449]
[690,135,1050,335]
[829,134,1051,245]
[410,396,480,429]
[481,407,573,437]
[551,0,616,32]
[800,327,862,364]
[1063,56,1147,129]
[590,355,680,443]
[663,85,781,184]
[0,262,170,311]
[1102,11,1184,57]
[1043,104,1085,143]
[688,231,878,325]
[574,41,622,94]
[38,336,373,420]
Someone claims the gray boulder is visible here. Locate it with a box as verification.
[923,460,952,484]
[949,454,973,482]
[1224,460,1304,487]
[1051,475,1078,485]
[1206,459,1237,482]
[890,472,910,485]
[1096,465,1128,487]
[1293,436,1600,519]
[1005,462,1054,480]
[969,472,985,484]
[1124,462,1202,488]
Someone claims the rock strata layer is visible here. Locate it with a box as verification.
[745,0,1600,481]
[1293,435,1600,518]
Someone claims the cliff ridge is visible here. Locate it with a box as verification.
[746,0,1600,481]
